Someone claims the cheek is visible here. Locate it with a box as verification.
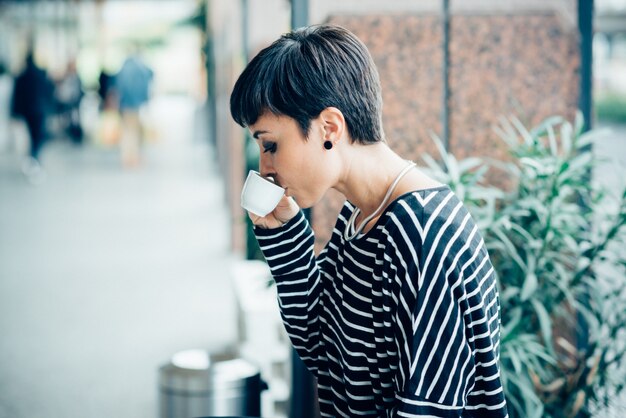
[303,161,334,205]
[283,144,313,176]
[282,140,328,193]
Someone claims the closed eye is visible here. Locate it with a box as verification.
[263,142,277,154]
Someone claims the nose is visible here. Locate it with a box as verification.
[259,152,275,178]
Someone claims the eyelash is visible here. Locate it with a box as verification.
[263,143,277,154]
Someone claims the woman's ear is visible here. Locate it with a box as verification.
[319,107,345,143]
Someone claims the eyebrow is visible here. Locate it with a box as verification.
[252,130,269,140]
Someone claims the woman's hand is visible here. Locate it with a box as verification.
[249,195,300,229]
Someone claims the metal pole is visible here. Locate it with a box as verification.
[578,0,594,133]
[441,0,451,152]
[204,0,217,146]
[289,0,312,225]
[287,5,318,417]
[242,0,249,61]
[291,0,309,31]
[576,0,594,355]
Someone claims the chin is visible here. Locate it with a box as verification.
[293,193,322,210]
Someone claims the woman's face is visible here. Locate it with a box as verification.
[249,112,335,209]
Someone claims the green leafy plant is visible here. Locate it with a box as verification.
[422,113,626,417]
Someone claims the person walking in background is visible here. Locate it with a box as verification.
[115,51,153,168]
[55,59,84,145]
[96,69,122,147]
[0,61,13,152]
[97,69,116,110]
[11,52,54,183]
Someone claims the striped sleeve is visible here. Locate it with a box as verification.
[379,204,463,417]
[254,211,325,374]
[384,195,508,417]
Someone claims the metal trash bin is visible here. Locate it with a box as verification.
[159,349,267,418]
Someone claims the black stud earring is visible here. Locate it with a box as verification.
[324,141,333,150]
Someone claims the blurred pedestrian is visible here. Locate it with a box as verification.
[98,69,115,110]
[115,52,153,168]
[11,52,54,182]
[95,69,122,147]
[55,59,84,145]
[0,61,13,152]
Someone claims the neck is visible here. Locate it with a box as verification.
[334,142,410,218]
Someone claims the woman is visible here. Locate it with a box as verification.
[230,25,508,417]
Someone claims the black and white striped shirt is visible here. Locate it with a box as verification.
[255,186,508,417]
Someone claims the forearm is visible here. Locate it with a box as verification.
[254,211,323,372]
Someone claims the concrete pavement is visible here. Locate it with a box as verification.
[0,95,238,418]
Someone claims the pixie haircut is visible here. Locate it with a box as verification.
[229,24,384,144]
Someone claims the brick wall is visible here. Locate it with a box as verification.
[311,12,580,253]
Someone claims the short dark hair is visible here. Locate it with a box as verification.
[229,24,384,144]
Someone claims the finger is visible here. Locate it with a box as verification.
[287,196,299,208]
[275,195,292,209]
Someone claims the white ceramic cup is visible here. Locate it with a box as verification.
[241,170,285,217]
